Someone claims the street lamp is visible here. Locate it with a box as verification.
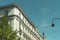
[51,18,60,27]
[43,32,45,40]
[42,27,48,40]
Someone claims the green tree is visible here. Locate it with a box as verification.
[0,16,18,40]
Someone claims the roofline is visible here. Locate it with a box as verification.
[0,4,40,35]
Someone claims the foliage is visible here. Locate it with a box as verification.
[0,16,18,40]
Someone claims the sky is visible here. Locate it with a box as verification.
[0,0,60,40]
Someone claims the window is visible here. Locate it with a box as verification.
[19,13,21,16]
[5,10,8,16]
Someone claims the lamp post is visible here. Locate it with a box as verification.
[51,18,60,27]
[42,26,48,40]
[43,32,45,40]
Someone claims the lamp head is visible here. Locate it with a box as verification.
[43,32,45,36]
[51,23,55,27]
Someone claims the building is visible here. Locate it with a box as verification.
[0,4,43,40]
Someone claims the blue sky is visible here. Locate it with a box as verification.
[0,0,60,40]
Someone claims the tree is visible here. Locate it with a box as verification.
[0,15,18,40]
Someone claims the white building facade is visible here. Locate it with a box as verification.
[0,4,43,40]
